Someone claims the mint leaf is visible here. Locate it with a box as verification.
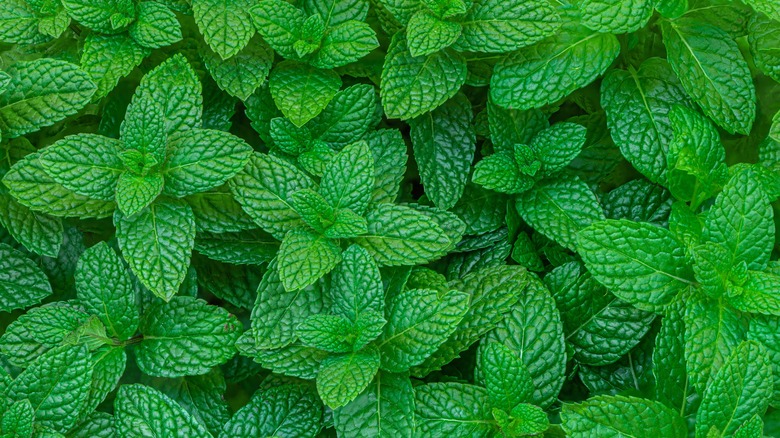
[114,384,211,438]
[365,129,407,204]
[748,315,780,406]
[61,0,135,34]
[406,11,460,57]
[579,0,653,34]
[381,33,466,120]
[696,341,772,437]
[202,38,274,101]
[80,34,148,100]
[481,342,533,411]
[378,289,469,372]
[601,58,691,183]
[1,399,33,438]
[38,134,123,200]
[75,242,138,340]
[320,141,374,215]
[219,385,322,438]
[114,172,163,216]
[191,0,255,59]
[728,271,780,316]
[561,395,687,437]
[250,0,307,59]
[491,25,619,110]
[653,300,689,412]
[317,347,381,409]
[0,191,63,257]
[409,93,475,209]
[414,382,497,437]
[114,198,196,301]
[749,15,780,83]
[516,175,605,251]
[452,0,560,53]
[578,219,694,312]
[0,59,96,138]
[162,128,252,197]
[330,244,384,321]
[355,203,453,266]
[278,227,342,291]
[230,152,316,239]
[129,1,182,49]
[135,296,241,377]
[661,18,756,134]
[312,20,378,69]
[0,243,51,312]
[269,61,341,127]
[0,0,49,44]
[704,169,774,271]
[9,345,92,433]
[334,371,414,437]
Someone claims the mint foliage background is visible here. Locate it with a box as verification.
[1,0,780,436]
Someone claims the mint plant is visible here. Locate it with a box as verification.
[1,0,780,437]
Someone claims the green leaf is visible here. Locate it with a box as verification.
[578,219,694,312]
[245,260,324,350]
[129,1,182,49]
[250,0,306,59]
[380,33,466,120]
[230,152,316,239]
[0,0,49,44]
[68,412,115,438]
[10,345,92,433]
[114,172,164,217]
[412,265,526,377]
[202,38,274,101]
[330,244,384,321]
[312,20,379,69]
[354,203,453,266]
[473,151,534,194]
[187,190,263,234]
[600,58,691,183]
[114,384,211,438]
[487,99,548,152]
[218,384,322,438]
[191,0,256,59]
[135,296,241,377]
[269,61,342,127]
[0,243,51,313]
[378,289,469,372]
[334,371,414,437]
[365,129,407,204]
[728,271,780,316]
[278,228,342,291]
[452,0,560,53]
[653,300,689,412]
[414,382,497,437]
[307,84,377,149]
[114,198,196,301]
[748,315,780,406]
[661,19,756,135]
[491,25,619,110]
[409,93,475,209]
[195,228,279,265]
[516,175,605,251]
[320,141,374,215]
[163,128,252,198]
[75,242,138,340]
[61,0,135,34]
[0,58,96,138]
[153,369,229,435]
[38,134,123,201]
[406,11,460,57]
[704,169,774,271]
[696,341,773,437]
[561,395,687,437]
[297,314,357,352]
[684,294,748,393]
[0,191,63,257]
[130,54,203,137]
[579,0,653,34]
[2,399,33,438]
[531,122,587,176]
[481,342,533,411]
[748,15,780,83]
[744,0,780,22]
[80,34,149,100]
[602,179,672,225]
[317,347,381,409]
[481,275,565,407]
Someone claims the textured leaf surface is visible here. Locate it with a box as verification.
[378,289,469,372]
[661,19,755,134]
[114,199,196,301]
[696,341,772,437]
[129,1,181,49]
[81,34,148,100]
[516,175,605,250]
[0,243,52,312]
[0,191,63,257]
[334,371,414,438]
[0,59,95,138]
[409,93,475,209]
[381,33,466,120]
[192,0,255,59]
[320,141,374,215]
[414,383,496,438]
[561,395,687,437]
[481,342,533,411]
[218,385,322,438]
[135,296,241,377]
[75,242,138,340]
[269,61,341,127]
[203,38,274,100]
[579,0,653,34]
[491,25,619,110]
[114,384,211,438]
[318,347,380,409]
[578,219,694,312]
[278,228,342,291]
